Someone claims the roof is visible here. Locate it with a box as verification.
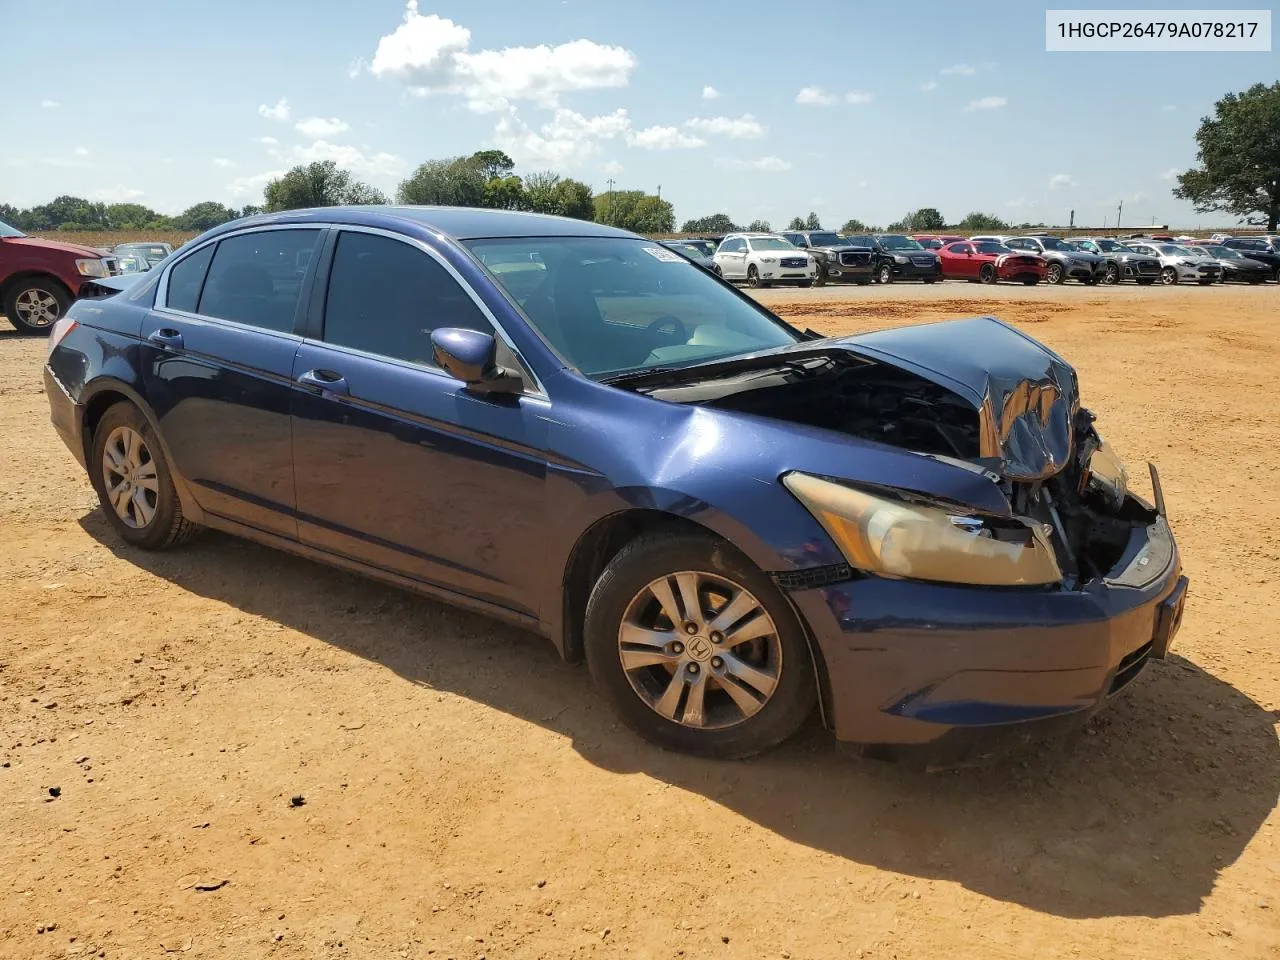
[216,205,638,242]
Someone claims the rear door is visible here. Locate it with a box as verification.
[140,226,324,538]
[289,228,550,618]
[715,237,747,278]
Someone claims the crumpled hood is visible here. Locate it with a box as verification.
[839,316,1079,481]
[2,235,105,258]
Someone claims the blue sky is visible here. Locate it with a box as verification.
[2,0,1276,228]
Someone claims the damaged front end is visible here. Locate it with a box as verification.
[629,316,1166,589]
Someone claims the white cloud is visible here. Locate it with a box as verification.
[40,99,60,108]
[74,146,90,156]
[845,91,873,104]
[494,108,630,167]
[292,140,407,178]
[91,185,145,202]
[963,96,1007,112]
[369,1,635,111]
[715,156,792,172]
[258,98,291,121]
[296,116,351,138]
[255,136,279,145]
[1049,173,1076,189]
[684,114,764,139]
[226,170,285,200]
[1158,167,1180,181]
[626,125,705,150]
[941,63,978,76]
[347,57,368,79]
[795,86,838,106]
[213,158,235,168]
[1161,104,1177,112]
[601,160,624,174]
[919,81,938,92]
[701,85,720,100]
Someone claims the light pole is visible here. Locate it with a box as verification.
[606,178,616,224]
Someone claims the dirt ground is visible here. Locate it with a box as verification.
[2,284,1278,960]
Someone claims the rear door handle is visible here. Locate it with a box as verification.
[147,328,184,350]
[297,369,350,396]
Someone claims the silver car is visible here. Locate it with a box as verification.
[1122,242,1222,285]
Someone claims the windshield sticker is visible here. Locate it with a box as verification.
[641,246,687,263]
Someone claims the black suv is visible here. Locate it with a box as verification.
[779,230,874,285]
[1218,237,1280,281]
[842,234,941,283]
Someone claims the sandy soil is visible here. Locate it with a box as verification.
[2,285,1278,959]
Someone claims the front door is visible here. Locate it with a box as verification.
[289,229,549,618]
[140,227,324,538]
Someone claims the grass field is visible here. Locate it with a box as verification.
[31,230,199,250]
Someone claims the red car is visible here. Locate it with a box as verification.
[911,234,963,250]
[1,218,120,334]
[938,239,1047,285]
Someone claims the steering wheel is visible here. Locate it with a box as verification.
[644,314,688,347]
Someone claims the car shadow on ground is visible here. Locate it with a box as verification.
[82,515,1280,921]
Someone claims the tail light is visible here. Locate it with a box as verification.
[46,317,78,359]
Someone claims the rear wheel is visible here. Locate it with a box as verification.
[876,264,893,284]
[4,277,72,335]
[584,531,816,759]
[978,263,996,284]
[1046,263,1065,285]
[1160,266,1178,285]
[90,403,200,550]
[1102,263,1120,284]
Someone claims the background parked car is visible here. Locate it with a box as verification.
[910,234,964,251]
[1218,237,1280,281]
[1,218,121,333]
[1123,241,1222,285]
[659,240,721,274]
[1066,237,1161,285]
[936,240,1046,285]
[983,235,1106,285]
[1189,244,1273,283]
[112,242,174,273]
[840,234,941,284]
[778,230,874,285]
[714,233,816,288]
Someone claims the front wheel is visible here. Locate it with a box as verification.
[1160,266,1178,285]
[1046,263,1065,285]
[876,264,893,284]
[813,265,827,287]
[4,278,72,335]
[584,531,816,759]
[1102,263,1120,285]
[746,265,769,288]
[90,402,200,550]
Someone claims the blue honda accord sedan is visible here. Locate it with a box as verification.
[42,206,1188,758]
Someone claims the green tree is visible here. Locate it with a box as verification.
[745,219,771,232]
[264,161,387,212]
[470,150,516,182]
[176,201,241,231]
[901,207,946,231]
[804,211,821,229]
[1174,81,1280,230]
[886,221,907,232]
[483,174,527,211]
[237,205,264,218]
[840,218,868,233]
[956,211,1009,231]
[523,172,594,220]
[681,213,739,233]
[786,216,806,230]
[593,190,674,232]
[104,203,158,230]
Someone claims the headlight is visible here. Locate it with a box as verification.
[75,258,110,278]
[1082,438,1128,508]
[760,256,777,264]
[893,254,909,264]
[783,472,1062,586]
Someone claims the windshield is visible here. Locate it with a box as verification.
[1038,237,1075,251]
[748,237,798,251]
[878,235,923,250]
[1091,239,1125,252]
[916,238,942,249]
[682,239,716,257]
[0,219,26,239]
[1206,245,1241,259]
[974,241,1012,255]
[806,232,843,246]
[662,243,706,259]
[1159,244,1191,256]
[466,237,801,379]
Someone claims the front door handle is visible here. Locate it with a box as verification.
[147,328,184,350]
[297,369,350,396]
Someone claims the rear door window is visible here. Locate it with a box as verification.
[197,229,322,333]
[165,244,215,313]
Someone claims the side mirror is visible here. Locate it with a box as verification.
[430,327,523,394]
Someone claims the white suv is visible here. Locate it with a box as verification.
[713,233,816,288]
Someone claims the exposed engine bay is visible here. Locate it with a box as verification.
[637,350,1159,585]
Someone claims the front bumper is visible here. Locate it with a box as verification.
[1060,260,1101,281]
[787,512,1185,745]
[821,257,875,282]
[757,261,816,283]
[887,259,941,280]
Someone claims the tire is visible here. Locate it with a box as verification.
[1102,263,1120,285]
[1046,263,1065,285]
[746,265,769,288]
[583,530,816,759]
[1160,266,1178,285]
[813,264,827,287]
[89,402,200,550]
[4,277,72,335]
[876,264,893,284]
[978,264,996,285]
[1274,266,1280,283]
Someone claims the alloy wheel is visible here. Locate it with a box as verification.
[100,426,159,529]
[14,287,61,328]
[1161,266,1178,285]
[616,570,781,730]
[1046,263,1063,284]
[1103,264,1120,284]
